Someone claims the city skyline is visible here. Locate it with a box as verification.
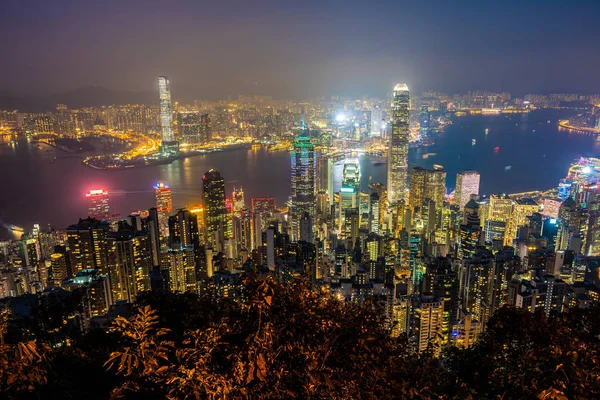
[2,2,600,396]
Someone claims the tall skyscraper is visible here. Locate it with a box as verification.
[202,169,228,251]
[158,76,179,155]
[387,84,410,205]
[455,171,480,211]
[154,182,173,240]
[86,189,110,221]
[290,131,316,241]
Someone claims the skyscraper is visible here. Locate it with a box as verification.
[202,169,228,251]
[290,132,316,241]
[409,166,446,218]
[154,182,173,240]
[387,84,410,205]
[455,171,480,211]
[86,189,110,221]
[158,76,179,155]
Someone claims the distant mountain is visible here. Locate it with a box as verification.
[0,81,286,113]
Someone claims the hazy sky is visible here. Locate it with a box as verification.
[1,0,599,98]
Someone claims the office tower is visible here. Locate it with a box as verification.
[232,187,245,215]
[484,194,515,246]
[317,154,334,206]
[411,294,444,356]
[86,189,110,220]
[409,166,446,216]
[419,105,430,139]
[457,249,500,329]
[369,192,381,234]
[168,208,200,248]
[252,197,276,247]
[455,171,480,211]
[202,169,228,251]
[508,198,539,243]
[458,200,482,260]
[158,76,179,155]
[290,132,316,241]
[387,84,410,205]
[154,182,173,240]
[233,207,253,252]
[147,208,161,267]
[111,226,152,302]
[299,212,313,243]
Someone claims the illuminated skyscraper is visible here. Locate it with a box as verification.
[86,189,110,221]
[154,182,173,239]
[290,131,316,241]
[387,84,410,205]
[455,171,480,211]
[202,169,228,251]
[409,166,446,220]
[232,187,245,216]
[66,218,112,275]
[158,76,179,155]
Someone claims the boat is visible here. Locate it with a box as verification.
[372,161,385,166]
[472,139,476,145]
[494,146,500,152]
[485,128,489,135]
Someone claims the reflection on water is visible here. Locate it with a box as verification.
[0,109,596,238]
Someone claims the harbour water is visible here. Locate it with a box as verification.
[1,109,597,239]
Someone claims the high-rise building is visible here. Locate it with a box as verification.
[419,105,430,139]
[232,187,245,216]
[66,218,112,275]
[158,76,179,155]
[411,294,444,356]
[317,155,334,207]
[154,182,173,240]
[86,189,110,220]
[252,197,276,247]
[455,171,480,211]
[111,226,152,302]
[387,84,410,205]
[409,166,446,216]
[290,132,316,241]
[202,169,228,251]
[177,111,202,145]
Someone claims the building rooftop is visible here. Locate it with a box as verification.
[393,83,409,92]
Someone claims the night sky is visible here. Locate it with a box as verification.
[1,0,599,98]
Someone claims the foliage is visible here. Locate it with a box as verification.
[1,279,600,399]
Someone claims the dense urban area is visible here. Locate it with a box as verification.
[2,79,600,398]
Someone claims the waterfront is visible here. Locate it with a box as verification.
[1,109,598,239]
